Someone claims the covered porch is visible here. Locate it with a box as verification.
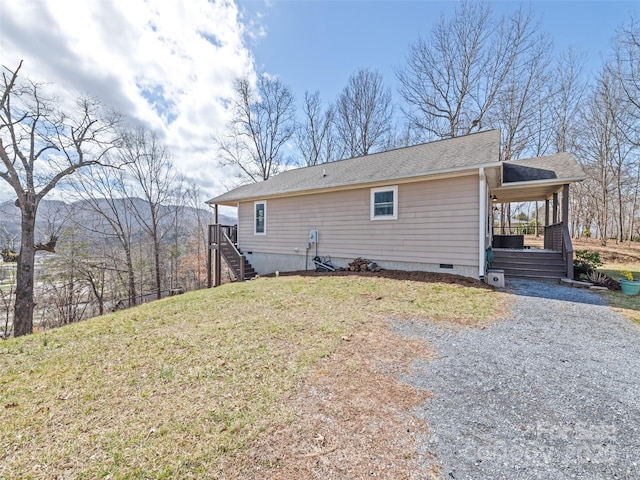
[486,155,586,280]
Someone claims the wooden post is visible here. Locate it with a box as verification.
[552,192,559,224]
[214,205,221,287]
[207,224,212,288]
[544,199,550,227]
[562,184,570,228]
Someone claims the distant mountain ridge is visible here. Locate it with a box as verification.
[0,198,236,246]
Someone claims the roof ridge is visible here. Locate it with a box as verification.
[272,128,502,176]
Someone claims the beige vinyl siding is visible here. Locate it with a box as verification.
[238,174,480,267]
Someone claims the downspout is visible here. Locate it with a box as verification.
[479,167,487,279]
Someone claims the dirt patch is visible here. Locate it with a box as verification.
[271,269,491,289]
[236,316,438,480]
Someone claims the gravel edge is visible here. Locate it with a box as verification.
[393,279,640,480]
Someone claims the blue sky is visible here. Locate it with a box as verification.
[240,0,637,110]
[0,0,637,203]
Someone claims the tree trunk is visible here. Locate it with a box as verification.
[13,205,37,336]
[125,245,137,306]
[153,235,161,300]
[617,179,624,243]
[628,165,640,246]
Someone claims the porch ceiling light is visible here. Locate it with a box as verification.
[491,194,498,203]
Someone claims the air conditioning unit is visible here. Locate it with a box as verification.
[486,269,505,288]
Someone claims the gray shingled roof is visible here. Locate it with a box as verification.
[208,129,501,205]
[503,153,586,183]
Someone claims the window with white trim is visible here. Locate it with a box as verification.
[254,201,266,234]
[370,186,398,220]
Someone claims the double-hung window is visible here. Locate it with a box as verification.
[254,201,266,234]
[370,186,398,220]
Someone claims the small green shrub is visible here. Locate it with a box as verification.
[574,250,604,279]
[575,250,603,268]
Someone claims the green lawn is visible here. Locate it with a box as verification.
[598,265,640,325]
[0,274,501,479]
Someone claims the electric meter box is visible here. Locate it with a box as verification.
[309,229,318,244]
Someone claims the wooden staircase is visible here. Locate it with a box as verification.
[219,240,256,281]
[209,224,257,283]
[491,249,567,280]
[220,243,256,280]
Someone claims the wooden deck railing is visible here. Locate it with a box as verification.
[544,222,574,278]
[208,224,237,245]
[544,222,563,251]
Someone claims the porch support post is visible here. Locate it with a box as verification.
[553,192,559,224]
[478,168,487,279]
[545,199,550,227]
[214,204,221,287]
[207,223,212,288]
[562,184,570,226]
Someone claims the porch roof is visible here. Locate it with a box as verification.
[491,153,586,203]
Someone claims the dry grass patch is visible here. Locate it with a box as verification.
[240,316,434,480]
[1,275,503,479]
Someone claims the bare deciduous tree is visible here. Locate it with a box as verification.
[549,49,588,154]
[579,70,636,244]
[296,90,341,166]
[0,63,120,336]
[335,68,394,157]
[492,13,552,161]
[74,161,138,307]
[120,127,179,300]
[397,2,529,140]
[216,74,296,182]
[611,16,640,146]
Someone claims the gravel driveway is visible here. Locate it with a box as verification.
[393,279,640,480]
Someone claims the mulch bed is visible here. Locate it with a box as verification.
[268,269,491,289]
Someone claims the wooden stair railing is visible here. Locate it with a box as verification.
[219,227,245,281]
[562,224,574,280]
[208,223,255,283]
[543,222,574,279]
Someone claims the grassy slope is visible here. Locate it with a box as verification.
[0,275,500,479]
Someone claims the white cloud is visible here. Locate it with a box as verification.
[0,0,256,202]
